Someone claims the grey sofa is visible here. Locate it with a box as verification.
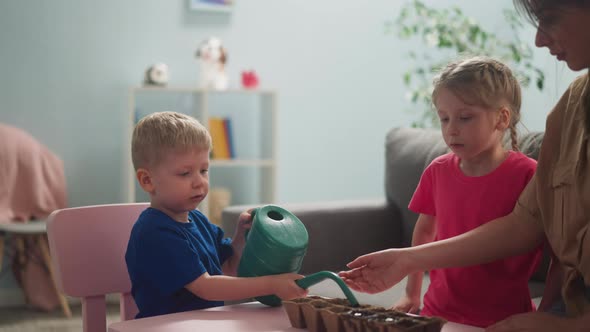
[221,127,548,299]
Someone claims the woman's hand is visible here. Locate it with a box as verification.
[486,312,579,332]
[338,248,412,294]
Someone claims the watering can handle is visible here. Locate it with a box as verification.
[295,271,359,307]
[243,207,260,240]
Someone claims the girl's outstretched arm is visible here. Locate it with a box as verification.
[339,210,544,294]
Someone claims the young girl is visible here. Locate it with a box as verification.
[392,56,543,328]
[341,2,590,329]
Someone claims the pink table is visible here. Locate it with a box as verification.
[108,302,484,332]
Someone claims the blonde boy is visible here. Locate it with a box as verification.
[125,111,306,318]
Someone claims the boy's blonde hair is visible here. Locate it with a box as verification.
[131,111,212,170]
[432,56,522,151]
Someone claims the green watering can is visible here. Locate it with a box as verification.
[237,205,359,307]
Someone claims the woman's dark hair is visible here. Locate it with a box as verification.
[513,0,589,25]
[513,0,590,131]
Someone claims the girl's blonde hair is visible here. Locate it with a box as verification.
[131,111,212,170]
[432,56,522,151]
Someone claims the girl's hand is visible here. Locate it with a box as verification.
[271,273,308,300]
[486,312,578,332]
[392,294,421,314]
[338,249,411,294]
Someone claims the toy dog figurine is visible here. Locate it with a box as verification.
[195,37,229,90]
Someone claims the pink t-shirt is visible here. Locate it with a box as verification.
[409,151,542,328]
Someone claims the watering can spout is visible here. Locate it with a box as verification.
[295,271,359,307]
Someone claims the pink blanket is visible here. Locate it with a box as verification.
[0,123,67,222]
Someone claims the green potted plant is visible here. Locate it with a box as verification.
[388,0,545,127]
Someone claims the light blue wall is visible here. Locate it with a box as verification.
[0,0,581,305]
[0,0,578,209]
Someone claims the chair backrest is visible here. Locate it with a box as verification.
[47,203,149,332]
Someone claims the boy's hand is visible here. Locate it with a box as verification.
[234,209,254,239]
[271,273,308,300]
[392,294,421,314]
[230,209,254,255]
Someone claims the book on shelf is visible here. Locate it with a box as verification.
[223,118,235,158]
[208,117,234,160]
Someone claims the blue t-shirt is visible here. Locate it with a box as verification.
[125,208,233,318]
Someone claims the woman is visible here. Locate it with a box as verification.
[339,1,590,331]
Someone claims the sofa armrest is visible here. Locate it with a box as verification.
[221,199,403,275]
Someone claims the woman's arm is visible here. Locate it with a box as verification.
[538,249,565,312]
[486,310,590,332]
[340,210,545,294]
[407,209,545,271]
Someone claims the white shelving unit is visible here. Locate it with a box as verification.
[125,87,277,219]
[188,0,233,13]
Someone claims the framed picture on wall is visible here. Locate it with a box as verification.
[189,0,233,12]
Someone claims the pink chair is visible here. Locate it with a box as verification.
[47,203,149,332]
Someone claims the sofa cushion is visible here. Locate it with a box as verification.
[385,127,448,247]
[518,132,544,160]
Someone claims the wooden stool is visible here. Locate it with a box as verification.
[0,221,72,318]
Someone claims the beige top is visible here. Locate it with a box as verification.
[514,73,590,316]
